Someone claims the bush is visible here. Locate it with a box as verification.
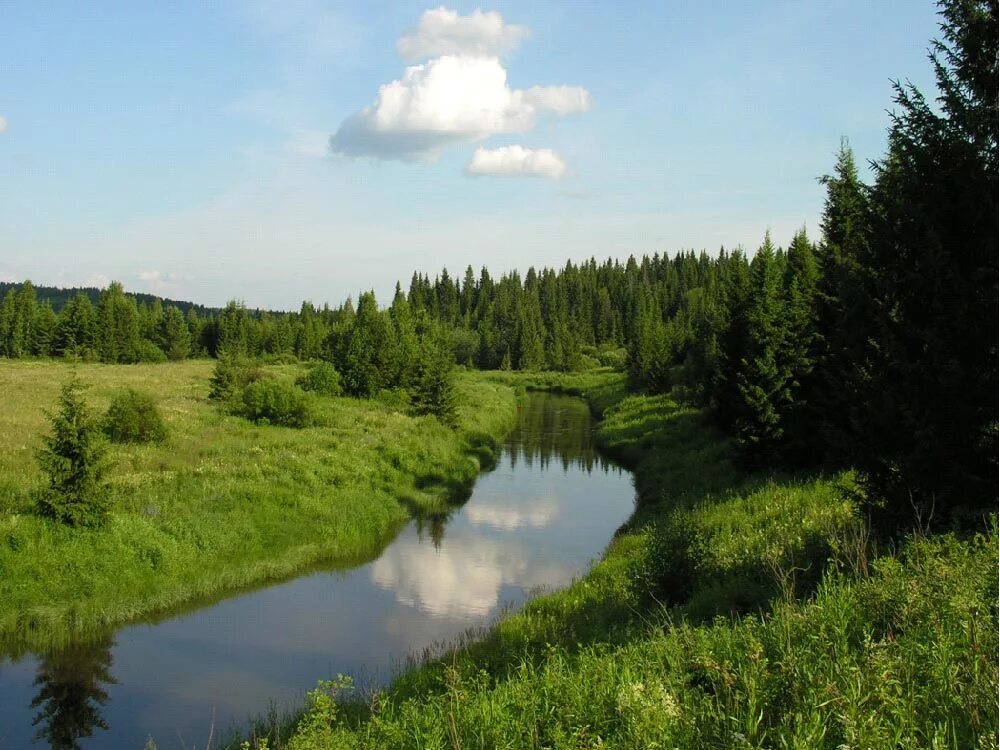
[103,389,167,443]
[597,347,628,370]
[261,352,300,365]
[136,340,168,363]
[208,352,262,402]
[296,362,342,396]
[238,380,315,427]
[35,377,111,527]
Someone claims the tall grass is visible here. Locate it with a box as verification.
[0,360,517,651]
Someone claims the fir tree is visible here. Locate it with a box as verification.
[35,377,111,527]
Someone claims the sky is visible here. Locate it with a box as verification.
[0,1,942,310]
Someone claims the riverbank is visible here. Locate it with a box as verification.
[0,361,518,652]
[279,371,997,750]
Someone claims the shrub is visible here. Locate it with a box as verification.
[261,352,300,365]
[136,340,168,363]
[35,377,111,527]
[296,362,342,396]
[238,380,315,427]
[103,389,168,443]
[598,347,628,371]
[208,352,262,402]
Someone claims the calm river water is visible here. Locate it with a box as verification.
[0,392,635,749]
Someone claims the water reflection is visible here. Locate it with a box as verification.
[30,637,116,750]
[1,392,634,749]
[465,500,559,530]
[373,535,524,617]
[505,392,616,473]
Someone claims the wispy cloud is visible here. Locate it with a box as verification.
[466,145,567,179]
[0,115,7,134]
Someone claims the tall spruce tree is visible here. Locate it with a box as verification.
[732,233,792,465]
[781,228,823,463]
[850,0,998,526]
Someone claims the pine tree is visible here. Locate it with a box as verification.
[732,233,792,465]
[411,326,458,426]
[161,305,191,360]
[850,0,998,525]
[781,228,823,463]
[339,292,398,397]
[95,282,141,363]
[815,140,872,465]
[35,377,111,527]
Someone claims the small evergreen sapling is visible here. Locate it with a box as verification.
[35,377,111,527]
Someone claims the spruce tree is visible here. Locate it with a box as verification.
[851,0,998,525]
[411,326,458,426]
[161,306,191,361]
[781,228,823,463]
[733,233,792,465]
[35,377,111,527]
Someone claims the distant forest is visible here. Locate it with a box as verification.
[1,1,995,530]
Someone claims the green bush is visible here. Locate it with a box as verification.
[597,347,628,370]
[136,340,168,363]
[295,362,342,396]
[209,352,262,402]
[238,379,315,427]
[35,377,111,527]
[261,352,300,365]
[103,389,167,443]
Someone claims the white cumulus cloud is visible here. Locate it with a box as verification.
[0,116,7,133]
[397,7,529,62]
[330,8,590,162]
[466,145,567,179]
[331,56,589,160]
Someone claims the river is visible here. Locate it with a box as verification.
[0,392,635,749]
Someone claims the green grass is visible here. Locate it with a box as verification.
[271,371,997,750]
[0,360,518,652]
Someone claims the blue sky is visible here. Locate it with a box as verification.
[0,1,941,309]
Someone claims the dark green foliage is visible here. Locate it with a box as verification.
[103,389,167,444]
[35,378,111,528]
[160,305,191,361]
[295,361,342,396]
[843,0,998,527]
[729,234,792,466]
[135,340,167,363]
[339,292,399,398]
[814,140,872,465]
[411,328,459,426]
[95,282,141,364]
[237,379,316,427]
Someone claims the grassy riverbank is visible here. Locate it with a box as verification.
[0,360,518,652]
[278,372,997,750]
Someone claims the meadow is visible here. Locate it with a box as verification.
[0,360,518,652]
[273,372,997,750]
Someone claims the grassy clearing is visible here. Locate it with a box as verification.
[275,371,997,750]
[0,360,517,652]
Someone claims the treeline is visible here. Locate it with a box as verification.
[0,280,217,318]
